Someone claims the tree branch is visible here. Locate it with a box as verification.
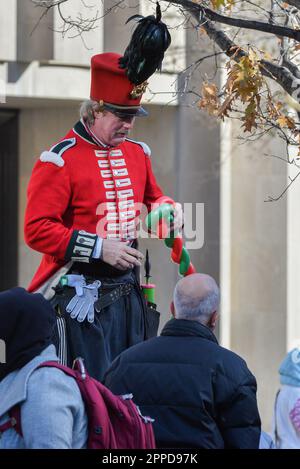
[194,16,298,96]
[162,1,300,99]
[164,0,300,41]
[265,169,300,202]
[260,58,298,95]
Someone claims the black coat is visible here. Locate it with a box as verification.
[104,318,261,448]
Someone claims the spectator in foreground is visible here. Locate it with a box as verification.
[0,288,87,449]
[105,273,261,448]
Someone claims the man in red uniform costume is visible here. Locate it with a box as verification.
[24,53,181,380]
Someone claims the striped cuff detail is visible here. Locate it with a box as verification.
[65,230,98,263]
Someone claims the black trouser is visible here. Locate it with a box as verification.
[50,268,159,381]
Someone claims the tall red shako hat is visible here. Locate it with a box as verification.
[90,53,148,117]
[90,3,171,118]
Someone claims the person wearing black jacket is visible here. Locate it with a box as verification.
[104,273,261,449]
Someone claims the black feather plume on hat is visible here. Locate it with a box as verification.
[119,2,171,85]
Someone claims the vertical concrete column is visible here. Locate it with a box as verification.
[229,127,287,429]
[17,0,54,62]
[0,0,17,61]
[287,150,300,350]
[176,29,221,287]
[103,0,139,53]
[219,117,232,349]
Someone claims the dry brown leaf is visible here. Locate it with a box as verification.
[218,95,234,119]
[277,115,296,129]
[198,82,220,116]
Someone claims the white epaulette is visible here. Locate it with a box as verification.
[40,137,76,167]
[125,138,151,157]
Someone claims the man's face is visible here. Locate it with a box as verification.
[92,110,136,147]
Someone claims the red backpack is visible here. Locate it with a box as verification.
[1,359,156,449]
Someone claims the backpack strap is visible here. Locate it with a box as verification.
[38,360,79,379]
[274,389,280,448]
[0,405,23,437]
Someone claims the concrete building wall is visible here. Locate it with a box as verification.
[227,125,287,429]
[178,28,221,302]
[17,0,54,62]
[287,146,300,352]
[103,0,139,54]
[0,0,17,61]
[216,19,294,430]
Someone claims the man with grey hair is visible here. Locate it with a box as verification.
[105,273,261,448]
[24,52,183,381]
[173,272,220,325]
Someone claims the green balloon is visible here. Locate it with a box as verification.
[179,248,190,275]
[147,203,190,276]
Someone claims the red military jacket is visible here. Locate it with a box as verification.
[24,120,164,292]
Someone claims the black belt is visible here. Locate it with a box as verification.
[94,283,134,313]
[71,260,132,278]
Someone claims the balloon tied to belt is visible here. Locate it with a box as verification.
[141,196,197,304]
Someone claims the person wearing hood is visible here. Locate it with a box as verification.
[0,288,87,449]
[272,348,300,449]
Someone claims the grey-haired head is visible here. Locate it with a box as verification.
[173,273,220,330]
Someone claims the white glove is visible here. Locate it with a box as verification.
[66,280,101,323]
[63,274,86,296]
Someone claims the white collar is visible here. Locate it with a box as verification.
[81,119,111,148]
